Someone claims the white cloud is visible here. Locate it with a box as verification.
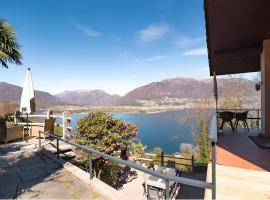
[139,23,169,42]
[182,48,208,56]
[143,55,168,62]
[77,24,100,37]
[176,35,205,48]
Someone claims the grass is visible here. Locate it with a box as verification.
[129,152,194,172]
[54,125,63,137]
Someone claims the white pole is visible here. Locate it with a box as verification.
[62,111,65,139]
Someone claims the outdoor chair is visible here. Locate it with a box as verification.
[167,160,176,168]
[219,111,235,132]
[170,168,183,199]
[153,164,159,171]
[234,111,249,131]
[30,118,55,138]
[147,185,164,200]
[0,118,23,144]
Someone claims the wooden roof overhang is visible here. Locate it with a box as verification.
[204,0,270,76]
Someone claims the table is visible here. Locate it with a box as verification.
[143,166,176,190]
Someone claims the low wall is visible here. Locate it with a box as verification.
[41,149,127,200]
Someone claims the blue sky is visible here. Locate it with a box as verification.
[1,0,224,95]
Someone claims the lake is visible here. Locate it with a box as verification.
[69,110,194,154]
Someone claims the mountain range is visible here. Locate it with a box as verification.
[0,77,257,108]
[55,90,121,107]
[0,82,62,108]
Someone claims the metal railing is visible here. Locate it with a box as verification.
[209,114,217,200]
[38,130,216,199]
[217,108,261,129]
[15,110,72,138]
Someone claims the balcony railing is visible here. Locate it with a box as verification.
[38,118,217,200]
[217,108,261,129]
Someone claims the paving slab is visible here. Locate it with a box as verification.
[18,167,48,182]
[0,140,109,199]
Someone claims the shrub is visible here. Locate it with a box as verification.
[75,112,138,185]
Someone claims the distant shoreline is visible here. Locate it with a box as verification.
[49,105,187,114]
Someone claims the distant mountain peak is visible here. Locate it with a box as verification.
[55,89,121,107]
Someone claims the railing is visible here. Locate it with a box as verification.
[38,129,216,200]
[217,108,261,129]
[209,114,217,200]
[130,152,194,172]
[14,110,72,138]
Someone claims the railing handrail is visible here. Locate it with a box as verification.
[20,114,64,118]
[217,108,261,111]
[39,130,213,190]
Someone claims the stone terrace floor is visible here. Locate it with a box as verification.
[0,140,107,199]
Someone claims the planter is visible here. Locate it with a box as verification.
[194,163,208,172]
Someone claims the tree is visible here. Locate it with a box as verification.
[75,112,139,185]
[179,99,212,163]
[0,19,22,68]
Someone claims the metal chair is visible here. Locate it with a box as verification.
[167,160,175,168]
[219,111,235,132]
[147,186,164,200]
[234,111,249,131]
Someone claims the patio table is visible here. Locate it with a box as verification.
[143,166,176,190]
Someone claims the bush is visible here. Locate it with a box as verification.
[75,112,138,185]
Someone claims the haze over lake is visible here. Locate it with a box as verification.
[70,110,195,154]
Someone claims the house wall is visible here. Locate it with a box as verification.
[261,39,270,137]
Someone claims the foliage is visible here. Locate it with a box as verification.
[54,125,63,137]
[75,112,138,185]
[194,120,210,163]
[0,19,22,68]
[0,113,14,122]
[180,143,199,159]
[219,74,259,109]
[129,140,147,157]
[179,99,212,164]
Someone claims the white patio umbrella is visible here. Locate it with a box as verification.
[20,68,36,141]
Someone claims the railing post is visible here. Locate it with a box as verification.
[191,154,194,172]
[89,153,93,179]
[57,138,59,159]
[211,142,216,200]
[161,151,164,166]
[165,179,170,199]
[38,131,41,148]
[257,109,260,130]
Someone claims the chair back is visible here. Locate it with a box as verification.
[235,111,248,120]
[153,164,159,171]
[167,160,176,168]
[44,118,55,133]
[219,111,235,121]
[147,186,161,200]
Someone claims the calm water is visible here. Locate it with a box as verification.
[69,110,194,154]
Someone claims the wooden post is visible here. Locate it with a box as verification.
[161,152,164,166]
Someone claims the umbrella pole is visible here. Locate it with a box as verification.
[26,113,29,142]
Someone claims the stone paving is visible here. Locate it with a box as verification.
[0,141,107,199]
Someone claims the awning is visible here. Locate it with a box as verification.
[204,0,270,75]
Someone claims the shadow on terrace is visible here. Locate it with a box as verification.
[0,139,104,199]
